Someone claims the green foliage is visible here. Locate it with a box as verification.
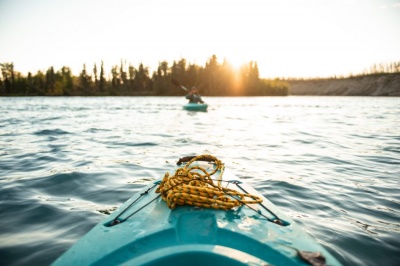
[0,55,290,96]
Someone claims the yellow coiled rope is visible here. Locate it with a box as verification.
[155,155,263,210]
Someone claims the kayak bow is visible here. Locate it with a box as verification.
[53,155,341,266]
[183,103,208,112]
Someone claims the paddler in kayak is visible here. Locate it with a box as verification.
[186,86,204,104]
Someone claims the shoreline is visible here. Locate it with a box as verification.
[288,73,400,96]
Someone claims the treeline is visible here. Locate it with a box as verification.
[0,55,289,97]
[364,62,400,75]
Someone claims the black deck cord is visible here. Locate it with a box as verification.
[110,178,285,226]
[109,183,159,226]
[232,181,285,226]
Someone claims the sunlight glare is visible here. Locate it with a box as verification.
[222,58,246,96]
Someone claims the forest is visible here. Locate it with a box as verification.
[0,55,289,97]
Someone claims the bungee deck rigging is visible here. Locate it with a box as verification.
[109,155,286,226]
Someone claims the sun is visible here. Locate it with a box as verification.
[226,56,248,71]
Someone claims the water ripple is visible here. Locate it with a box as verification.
[34,129,71,136]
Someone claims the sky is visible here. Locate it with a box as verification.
[1,0,399,78]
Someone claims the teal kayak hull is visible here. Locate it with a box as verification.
[53,163,341,266]
[183,103,208,111]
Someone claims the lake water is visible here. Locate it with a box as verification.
[1,96,399,265]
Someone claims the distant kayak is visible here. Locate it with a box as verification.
[53,155,341,266]
[183,102,208,112]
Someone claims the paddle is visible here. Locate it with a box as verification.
[171,78,188,91]
[171,78,205,105]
